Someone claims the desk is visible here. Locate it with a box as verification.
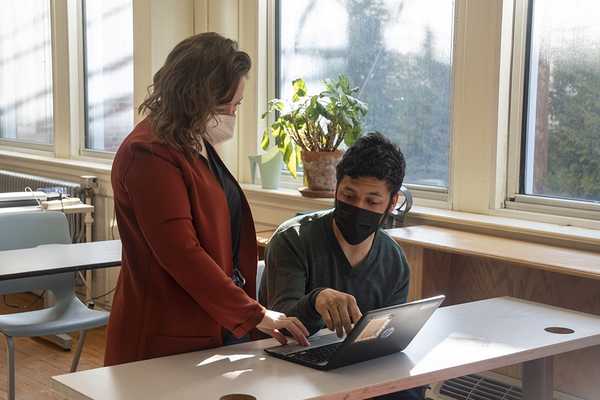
[0,240,121,281]
[0,204,97,297]
[0,240,121,349]
[52,297,600,400]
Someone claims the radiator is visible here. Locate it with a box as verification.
[427,372,583,400]
[0,169,96,243]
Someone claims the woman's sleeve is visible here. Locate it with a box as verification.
[123,148,265,337]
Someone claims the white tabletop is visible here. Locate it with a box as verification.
[0,240,121,280]
[0,204,94,215]
[52,297,600,400]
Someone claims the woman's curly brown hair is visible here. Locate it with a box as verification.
[138,32,251,156]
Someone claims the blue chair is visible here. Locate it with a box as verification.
[0,211,109,400]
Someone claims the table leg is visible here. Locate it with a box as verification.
[522,357,554,400]
[84,209,94,307]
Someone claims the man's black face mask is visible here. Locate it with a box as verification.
[333,199,388,245]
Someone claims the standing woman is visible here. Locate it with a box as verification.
[105,32,308,366]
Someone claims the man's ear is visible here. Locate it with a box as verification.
[388,192,399,214]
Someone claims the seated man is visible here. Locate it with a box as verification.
[259,132,423,400]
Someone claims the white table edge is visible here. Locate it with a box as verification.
[51,333,600,400]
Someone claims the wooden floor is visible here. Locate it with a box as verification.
[0,293,106,400]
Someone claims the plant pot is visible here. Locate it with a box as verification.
[258,148,283,190]
[300,150,343,198]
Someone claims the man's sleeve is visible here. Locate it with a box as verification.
[385,248,411,307]
[262,230,325,335]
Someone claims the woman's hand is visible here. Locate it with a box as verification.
[256,309,310,346]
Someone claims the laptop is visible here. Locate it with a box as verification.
[265,295,445,370]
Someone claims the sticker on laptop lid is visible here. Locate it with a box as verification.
[353,314,392,343]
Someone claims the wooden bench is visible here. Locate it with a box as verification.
[387,225,600,301]
[256,229,276,260]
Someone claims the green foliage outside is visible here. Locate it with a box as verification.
[540,47,600,202]
[279,0,600,197]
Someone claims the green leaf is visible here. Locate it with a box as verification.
[296,146,303,166]
[292,79,307,102]
[281,136,297,177]
[271,122,281,138]
[344,125,362,146]
[260,129,270,150]
[286,146,297,177]
[315,100,331,119]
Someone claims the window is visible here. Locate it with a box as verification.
[276,0,454,188]
[0,1,54,145]
[521,0,600,203]
[0,0,134,154]
[83,0,134,152]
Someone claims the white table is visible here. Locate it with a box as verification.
[0,240,121,349]
[0,240,121,281]
[0,204,97,299]
[52,297,600,400]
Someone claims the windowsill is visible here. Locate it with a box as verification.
[1,150,598,250]
[242,183,334,205]
[242,184,600,250]
[407,206,600,249]
[0,149,112,176]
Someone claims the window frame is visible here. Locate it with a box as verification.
[0,0,57,152]
[505,0,600,221]
[0,0,129,162]
[1,0,598,230]
[266,0,450,204]
[78,0,134,157]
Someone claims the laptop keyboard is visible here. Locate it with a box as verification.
[291,342,343,364]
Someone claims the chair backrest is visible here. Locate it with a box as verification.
[384,185,413,229]
[280,209,331,236]
[256,260,265,299]
[0,211,71,251]
[0,211,74,298]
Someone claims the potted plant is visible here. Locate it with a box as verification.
[261,74,368,197]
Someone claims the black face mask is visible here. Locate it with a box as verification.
[333,200,386,245]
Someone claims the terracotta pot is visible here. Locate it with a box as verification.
[300,150,343,197]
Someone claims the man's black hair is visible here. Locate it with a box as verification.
[336,132,406,194]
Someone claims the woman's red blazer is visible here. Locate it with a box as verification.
[104,119,264,366]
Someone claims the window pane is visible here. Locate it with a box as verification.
[278,0,454,187]
[0,1,53,145]
[523,0,600,202]
[83,0,133,152]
